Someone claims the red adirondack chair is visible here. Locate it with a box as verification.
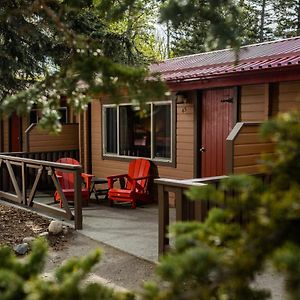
[107,159,153,209]
[54,158,94,208]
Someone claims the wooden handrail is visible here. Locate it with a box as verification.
[0,154,83,229]
[155,176,228,254]
[0,154,82,170]
[156,173,269,255]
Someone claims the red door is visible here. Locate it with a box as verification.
[200,88,235,177]
[10,113,21,152]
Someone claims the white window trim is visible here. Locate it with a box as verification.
[102,101,173,163]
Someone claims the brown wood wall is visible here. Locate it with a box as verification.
[27,124,79,152]
[0,108,78,154]
[90,93,195,181]
[278,81,300,112]
[231,124,274,174]
[230,80,300,175]
[240,84,268,121]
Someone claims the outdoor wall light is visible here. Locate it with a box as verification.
[175,91,188,104]
[176,92,189,113]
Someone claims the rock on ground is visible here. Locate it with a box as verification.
[14,243,29,255]
[48,220,63,235]
[0,203,72,251]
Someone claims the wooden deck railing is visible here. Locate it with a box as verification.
[0,154,83,229]
[155,176,227,254]
[1,149,79,191]
[156,174,269,255]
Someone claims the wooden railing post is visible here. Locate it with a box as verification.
[0,159,2,194]
[21,162,27,205]
[74,169,83,230]
[24,123,36,152]
[158,183,169,254]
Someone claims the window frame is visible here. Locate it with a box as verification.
[102,100,174,164]
[29,107,68,124]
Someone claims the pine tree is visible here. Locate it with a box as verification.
[109,0,162,61]
[162,0,276,57]
[273,0,300,37]
[0,237,133,300]
[160,0,242,56]
[142,110,300,300]
[0,0,59,99]
[0,0,166,132]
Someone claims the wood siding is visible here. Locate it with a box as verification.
[240,84,268,121]
[227,123,274,175]
[27,124,79,152]
[240,81,300,121]
[278,81,300,112]
[160,97,194,179]
[91,94,195,182]
[226,80,300,175]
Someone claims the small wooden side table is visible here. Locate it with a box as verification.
[90,177,108,201]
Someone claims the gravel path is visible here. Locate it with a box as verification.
[45,232,156,291]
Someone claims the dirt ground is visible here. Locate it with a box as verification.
[0,202,156,291]
[0,204,70,251]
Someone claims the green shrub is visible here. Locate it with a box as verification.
[0,238,133,300]
[142,111,300,300]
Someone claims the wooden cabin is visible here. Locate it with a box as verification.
[89,36,300,181]
[0,102,91,172]
[2,37,300,183]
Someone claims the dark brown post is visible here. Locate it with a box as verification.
[194,189,210,222]
[0,160,2,195]
[158,184,169,254]
[28,167,44,206]
[21,162,27,205]
[74,169,82,230]
[6,160,22,202]
[24,123,36,152]
[175,187,189,221]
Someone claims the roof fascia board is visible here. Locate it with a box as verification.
[166,66,300,91]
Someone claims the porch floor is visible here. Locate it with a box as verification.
[34,193,173,263]
[80,202,160,262]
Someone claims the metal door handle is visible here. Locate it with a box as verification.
[199,147,206,152]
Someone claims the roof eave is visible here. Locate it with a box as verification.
[164,65,300,91]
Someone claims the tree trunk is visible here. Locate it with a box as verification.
[260,0,266,42]
[297,0,300,35]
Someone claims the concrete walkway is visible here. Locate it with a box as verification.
[30,193,173,263]
[80,203,160,262]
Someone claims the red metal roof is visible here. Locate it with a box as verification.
[150,37,300,82]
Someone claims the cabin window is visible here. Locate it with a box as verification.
[29,107,68,124]
[103,106,118,154]
[102,101,172,162]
